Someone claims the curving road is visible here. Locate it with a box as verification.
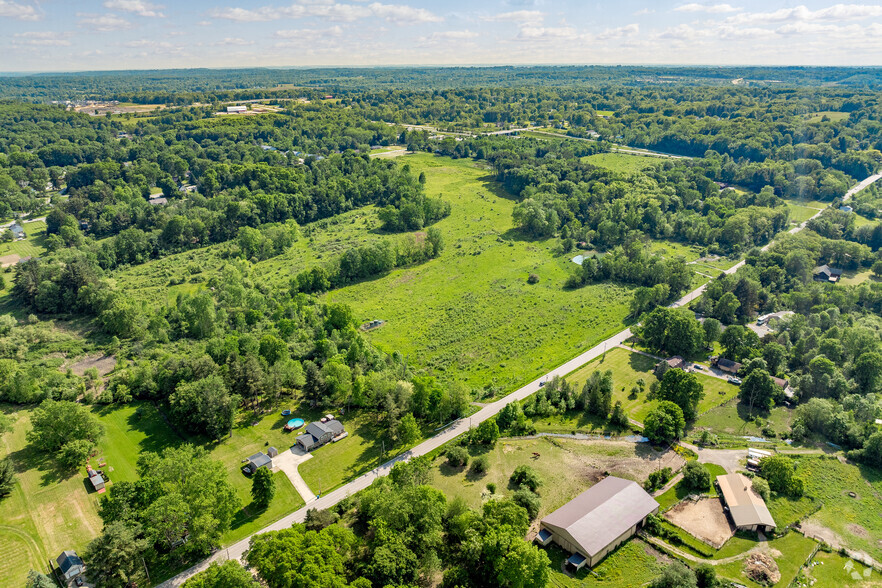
[156,171,882,587]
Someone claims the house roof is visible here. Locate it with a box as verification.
[9,223,24,235]
[717,473,776,528]
[540,476,658,558]
[248,452,272,468]
[305,422,329,439]
[664,356,687,369]
[57,550,83,573]
[772,377,788,389]
[89,474,104,485]
[814,265,843,277]
[716,358,742,370]
[296,433,316,449]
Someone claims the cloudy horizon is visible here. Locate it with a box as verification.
[1,0,881,72]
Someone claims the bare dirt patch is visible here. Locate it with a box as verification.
[847,524,870,539]
[799,520,844,550]
[558,439,685,484]
[664,497,735,548]
[0,253,20,268]
[67,354,116,377]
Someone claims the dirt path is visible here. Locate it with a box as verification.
[642,534,765,565]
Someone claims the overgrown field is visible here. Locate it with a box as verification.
[429,437,683,514]
[545,539,668,588]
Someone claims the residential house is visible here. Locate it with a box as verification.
[814,265,843,283]
[296,419,346,452]
[711,357,742,374]
[56,550,85,580]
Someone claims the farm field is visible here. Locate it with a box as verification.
[801,111,850,123]
[429,437,683,515]
[544,539,668,588]
[561,347,739,425]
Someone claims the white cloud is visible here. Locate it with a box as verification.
[275,25,344,39]
[12,31,71,45]
[0,0,39,20]
[597,23,639,40]
[211,1,440,24]
[369,3,443,24]
[486,9,544,22]
[214,37,255,46]
[675,3,739,13]
[727,4,882,25]
[634,8,655,16]
[103,0,165,17]
[78,13,133,31]
[515,25,577,41]
[424,29,479,40]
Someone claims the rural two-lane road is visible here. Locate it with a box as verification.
[156,171,882,587]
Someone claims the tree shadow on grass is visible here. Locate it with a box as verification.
[229,501,269,533]
[9,445,76,487]
[438,461,467,478]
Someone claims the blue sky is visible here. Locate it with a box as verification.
[1,0,881,71]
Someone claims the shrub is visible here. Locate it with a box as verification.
[471,455,489,474]
[446,446,469,468]
[509,465,542,492]
[513,488,541,519]
[751,477,770,501]
[304,508,339,531]
[486,482,497,494]
[527,274,539,284]
[682,461,711,492]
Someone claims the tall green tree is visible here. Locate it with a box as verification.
[182,561,258,588]
[739,368,777,414]
[251,467,276,508]
[0,456,14,497]
[643,401,685,445]
[84,521,149,588]
[656,368,704,421]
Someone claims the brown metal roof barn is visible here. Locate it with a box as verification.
[536,476,659,570]
[716,473,776,532]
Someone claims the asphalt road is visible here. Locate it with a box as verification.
[156,171,882,587]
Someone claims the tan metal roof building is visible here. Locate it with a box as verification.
[536,476,659,569]
[716,473,776,531]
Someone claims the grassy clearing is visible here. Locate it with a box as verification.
[767,494,819,529]
[326,154,633,391]
[115,154,634,393]
[838,269,878,286]
[800,550,881,588]
[583,152,663,174]
[655,463,727,512]
[0,220,47,260]
[794,456,882,561]
[802,111,850,123]
[787,204,823,224]
[563,347,739,424]
[693,399,794,439]
[544,539,667,588]
[429,437,674,515]
[715,532,818,588]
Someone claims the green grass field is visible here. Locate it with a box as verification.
[714,532,818,588]
[545,539,665,588]
[115,154,635,393]
[799,550,880,588]
[0,220,48,261]
[787,204,823,224]
[430,437,668,515]
[693,399,794,439]
[0,401,312,585]
[802,111,850,123]
[795,456,882,561]
[655,462,727,512]
[583,152,663,174]
[562,347,739,425]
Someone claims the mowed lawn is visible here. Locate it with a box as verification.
[694,399,794,439]
[561,347,739,425]
[801,550,880,588]
[0,401,310,585]
[545,539,667,588]
[714,532,818,588]
[326,154,633,391]
[0,220,48,261]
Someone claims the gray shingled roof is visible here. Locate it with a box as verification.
[57,550,83,573]
[248,452,272,468]
[296,433,316,449]
[541,476,658,558]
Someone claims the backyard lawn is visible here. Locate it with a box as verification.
[0,220,48,262]
[561,347,739,425]
[694,399,794,440]
[714,532,818,588]
[799,550,880,588]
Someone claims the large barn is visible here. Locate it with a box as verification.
[535,476,659,570]
[716,473,776,532]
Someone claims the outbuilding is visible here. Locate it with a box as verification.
[814,265,843,283]
[716,473,776,532]
[711,357,742,374]
[243,452,273,475]
[56,550,85,580]
[226,105,247,113]
[536,476,659,570]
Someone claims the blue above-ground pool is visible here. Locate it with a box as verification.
[288,418,305,429]
[281,409,291,416]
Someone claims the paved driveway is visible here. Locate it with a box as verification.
[272,447,316,504]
